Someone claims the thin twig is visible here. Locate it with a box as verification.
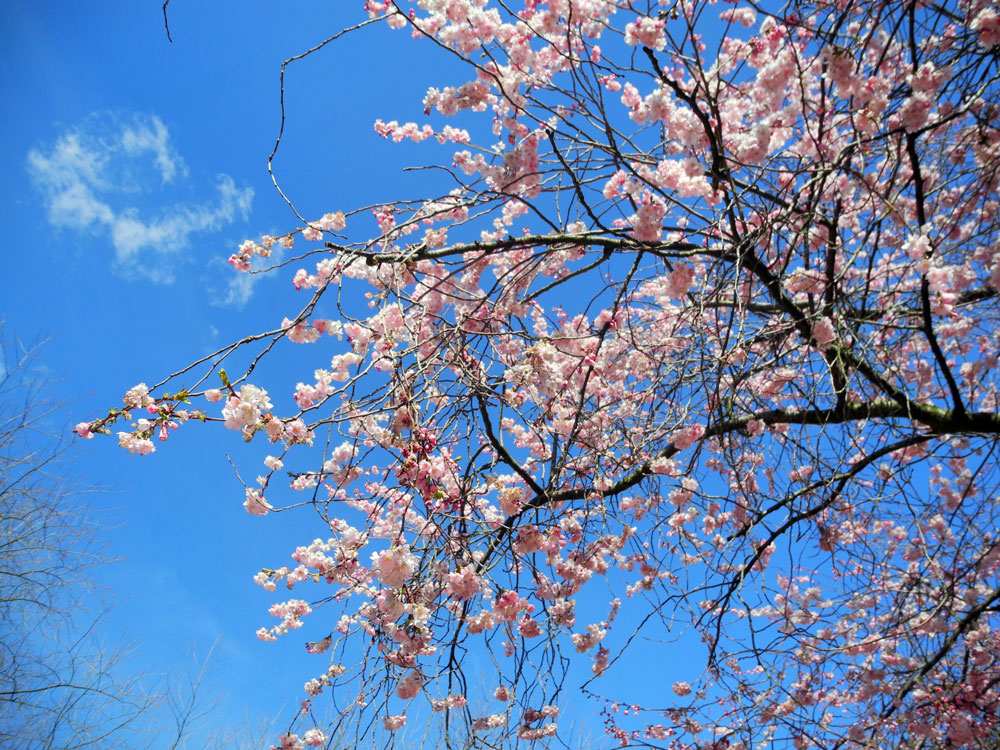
[162,0,173,43]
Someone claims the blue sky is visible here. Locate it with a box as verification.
[1,3,713,745]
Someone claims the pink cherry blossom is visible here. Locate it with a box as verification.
[373,545,417,588]
[672,423,705,451]
[222,384,272,432]
[395,670,422,700]
[301,729,326,746]
[123,383,154,410]
[117,431,155,456]
[383,714,407,731]
[244,488,272,516]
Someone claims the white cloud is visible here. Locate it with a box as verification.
[27,112,253,285]
[212,244,286,309]
[219,269,258,309]
[120,115,183,183]
[46,181,115,228]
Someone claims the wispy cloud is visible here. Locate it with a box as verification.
[211,245,287,309]
[119,115,182,183]
[27,112,253,285]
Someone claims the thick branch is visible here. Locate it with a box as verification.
[538,402,1000,509]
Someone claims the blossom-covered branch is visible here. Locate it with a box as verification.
[84,0,1000,747]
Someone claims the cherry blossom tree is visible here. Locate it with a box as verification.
[85,0,1000,747]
